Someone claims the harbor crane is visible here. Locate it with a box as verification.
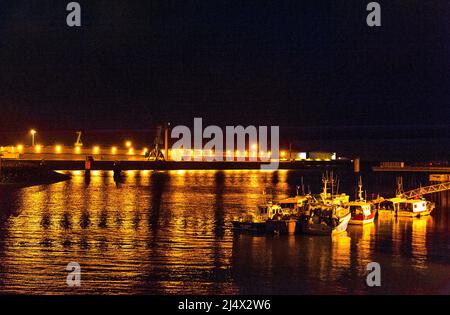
[148,125,165,161]
[75,131,83,147]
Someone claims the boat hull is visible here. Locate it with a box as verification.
[349,210,377,225]
[299,213,351,236]
[378,208,433,218]
[396,210,432,217]
[231,221,266,233]
[266,219,297,235]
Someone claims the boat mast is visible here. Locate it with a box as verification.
[396,176,404,197]
[358,176,364,201]
[321,174,328,201]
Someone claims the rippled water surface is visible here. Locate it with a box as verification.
[0,170,449,294]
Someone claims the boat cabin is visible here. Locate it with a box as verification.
[256,204,284,220]
[349,202,372,216]
[278,196,310,214]
[380,198,427,213]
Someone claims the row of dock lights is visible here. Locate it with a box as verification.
[2,130,314,161]
[4,144,285,159]
[169,149,276,159]
[13,144,327,161]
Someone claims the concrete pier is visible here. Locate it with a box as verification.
[6,159,352,171]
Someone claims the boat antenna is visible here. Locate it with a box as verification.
[358,176,364,201]
[301,176,305,195]
[396,176,404,197]
[329,172,334,197]
[322,174,329,198]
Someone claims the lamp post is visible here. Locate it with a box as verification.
[30,129,37,147]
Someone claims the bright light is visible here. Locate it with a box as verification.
[55,145,62,153]
[125,141,132,148]
[30,129,36,135]
[93,146,100,154]
[142,148,148,155]
[280,151,286,158]
[267,151,271,157]
[251,144,257,150]
[35,145,42,153]
[111,147,117,154]
[75,146,81,154]
[128,148,134,155]
[17,144,24,152]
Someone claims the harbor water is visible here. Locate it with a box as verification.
[0,170,449,294]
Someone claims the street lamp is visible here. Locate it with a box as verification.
[30,129,36,146]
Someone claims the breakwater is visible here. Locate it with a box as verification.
[0,160,70,187]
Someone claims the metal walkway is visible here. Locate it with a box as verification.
[403,182,450,199]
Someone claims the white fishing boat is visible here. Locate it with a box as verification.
[298,174,351,235]
[298,204,351,235]
[378,197,434,217]
[377,178,435,217]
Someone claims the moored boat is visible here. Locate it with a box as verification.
[348,178,377,225]
[298,175,351,235]
[298,204,351,235]
[378,197,434,217]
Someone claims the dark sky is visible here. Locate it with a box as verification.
[0,0,449,131]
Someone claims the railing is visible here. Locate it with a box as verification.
[402,182,450,199]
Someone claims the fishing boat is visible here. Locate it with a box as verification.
[348,178,377,225]
[378,197,434,217]
[298,204,351,235]
[377,177,435,217]
[297,174,351,235]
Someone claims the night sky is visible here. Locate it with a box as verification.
[0,0,449,132]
